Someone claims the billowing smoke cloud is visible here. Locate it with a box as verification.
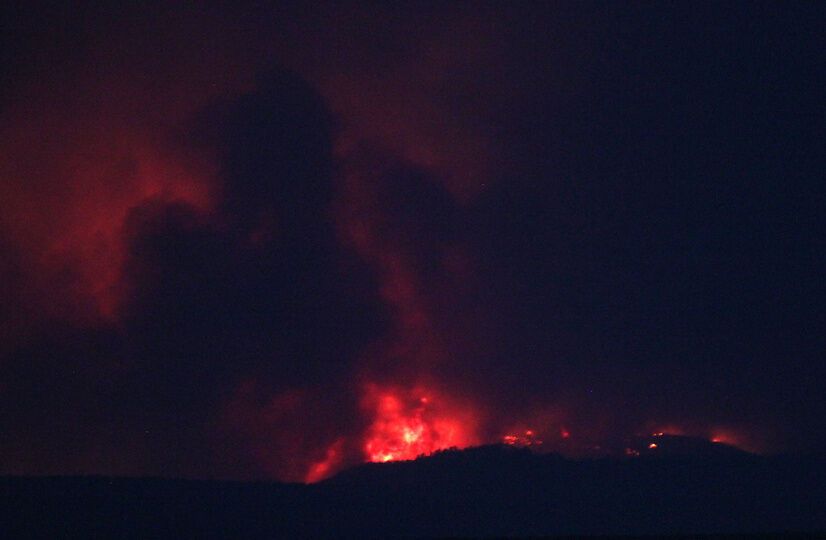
[1,2,824,480]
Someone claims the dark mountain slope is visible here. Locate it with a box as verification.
[2,443,825,538]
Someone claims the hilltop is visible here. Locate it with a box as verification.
[2,441,825,538]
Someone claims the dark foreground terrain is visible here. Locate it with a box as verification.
[2,443,825,538]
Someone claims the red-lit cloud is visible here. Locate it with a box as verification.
[1,2,801,483]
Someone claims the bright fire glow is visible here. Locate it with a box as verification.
[362,385,477,463]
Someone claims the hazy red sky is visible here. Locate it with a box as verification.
[1,2,823,481]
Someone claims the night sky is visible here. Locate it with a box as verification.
[1,2,824,482]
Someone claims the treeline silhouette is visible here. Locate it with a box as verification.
[2,443,825,538]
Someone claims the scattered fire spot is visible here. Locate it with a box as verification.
[648,443,658,449]
[502,430,542,447]
[708,429,743,448]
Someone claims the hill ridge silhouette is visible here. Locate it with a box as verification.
[2,442,825,538]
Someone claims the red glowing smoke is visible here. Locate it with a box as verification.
[1,4,782,484]
[305,438,345,483]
